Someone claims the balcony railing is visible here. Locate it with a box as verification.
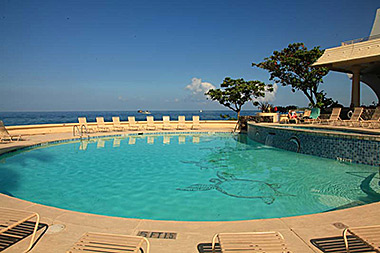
[341,33,380,46]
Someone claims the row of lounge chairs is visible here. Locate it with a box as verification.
[300,107,380,128]
[78,115,201,133]
[2,207,379,252]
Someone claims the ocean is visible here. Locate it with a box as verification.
[0,110,259,126]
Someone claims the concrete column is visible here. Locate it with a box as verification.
[351,67,361,107]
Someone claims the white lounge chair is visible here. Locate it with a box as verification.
[96,117,111,132]
[128,116,140,131]
[78,117,96,133]
[162,116,172,130]
[361,106,380,128]
[212,231,291,253]
[340,107,364,127]
[0,207,41,252]
[191,116,201,129]
[146,116,156,130]
[318,108,342,125]
[177,116,187,130]
[0,120,21,143]
[343,225,380,253]
[67,232,150,253]
[112,117,126,131]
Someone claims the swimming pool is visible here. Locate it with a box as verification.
[0,133,379,221]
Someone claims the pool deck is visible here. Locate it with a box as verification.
[1,124,379,253]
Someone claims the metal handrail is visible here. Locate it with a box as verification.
[73,125,81,137]
[342,33,380,46]
[80,125,89,135]
[73,124,90,138]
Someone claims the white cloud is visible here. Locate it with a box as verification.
[185,77,215,102]
[117,96,128,102]
[256,83,278,103]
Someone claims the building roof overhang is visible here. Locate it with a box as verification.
[313,37,380,75]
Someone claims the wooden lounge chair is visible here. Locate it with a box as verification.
[128,116,140,131]
[0,120,21,143]
[177,116,187,130]
[112,117,126,131]
[343,225,380,253]
[191,116,201,130]
[318,107,342,125]
[162,116,172,130]
[96,117,111,132]
[67,232,150,253]
[339,107,364,127]
[212,231,291,253]
[361,106,380,128]
[146,116,156,130]
[78,117,96,133]
[0,207,40,252]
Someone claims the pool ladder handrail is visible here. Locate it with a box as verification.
[73,125,90,139]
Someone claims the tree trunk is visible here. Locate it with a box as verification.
[303,89,315,107]
[234,110,241,132]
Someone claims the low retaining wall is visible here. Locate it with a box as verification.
[247,123,380,166]
[6,120,238,135]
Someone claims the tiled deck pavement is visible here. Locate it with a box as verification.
[1,129,379,253]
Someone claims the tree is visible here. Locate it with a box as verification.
[205,77,272,118]
[252,43,337,108]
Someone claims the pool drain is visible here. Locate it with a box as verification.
[46,224,65,234]
[332,222,348,229]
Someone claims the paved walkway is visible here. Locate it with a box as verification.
[1,129,379,253]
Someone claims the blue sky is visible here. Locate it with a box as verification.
[0,0,379,111]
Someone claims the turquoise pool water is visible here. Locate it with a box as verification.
[0,133,379,221]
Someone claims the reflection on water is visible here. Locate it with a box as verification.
[78,134,208,149]
[147,136,155,144]
[113,138,121,148]
[79,141,88,150]
[128,137,136,145]
[178,135,185,144]
[163,136,170,144]
[97,139,105,149]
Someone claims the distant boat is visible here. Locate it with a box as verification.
[138,110,151,114]
[199,110,203,113]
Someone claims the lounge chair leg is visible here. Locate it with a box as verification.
[211,234,218,253]
[24,213,40,252]
[343,228,350,253]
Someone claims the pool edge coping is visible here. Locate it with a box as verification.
[1,129,380,252]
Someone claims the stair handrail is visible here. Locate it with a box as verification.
[81,124,89,135]
[73,125,81,137]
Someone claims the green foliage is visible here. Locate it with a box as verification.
[275,105,298,113]
[219,114,237,120]
[252,42,337,108]
[205,77,272,118]
[257,102,273,112]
